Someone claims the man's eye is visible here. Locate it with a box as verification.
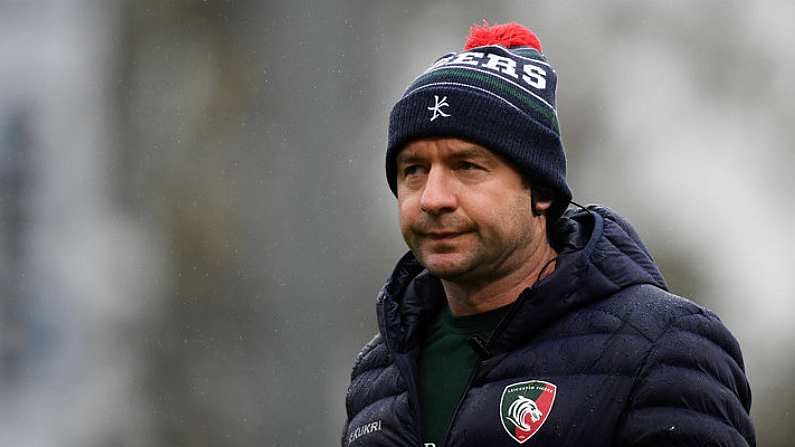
[458,162,480,171]
[403,165,422,176]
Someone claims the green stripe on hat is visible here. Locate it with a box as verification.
[411,67,560,133]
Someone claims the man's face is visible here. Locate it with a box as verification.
[396,137,547,283]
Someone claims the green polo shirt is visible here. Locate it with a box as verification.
[418,303,510,446]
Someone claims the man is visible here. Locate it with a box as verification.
[342,22,755,446]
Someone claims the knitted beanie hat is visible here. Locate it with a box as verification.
[386,22,572,204]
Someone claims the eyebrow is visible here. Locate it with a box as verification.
[396,152,423,166]
[396,146,494,166]
[449,147,492,161]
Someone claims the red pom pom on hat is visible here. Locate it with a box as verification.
[463,20,543,52]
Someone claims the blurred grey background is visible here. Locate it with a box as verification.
[0,1,793,446]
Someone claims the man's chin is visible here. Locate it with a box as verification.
[417,252,474,279]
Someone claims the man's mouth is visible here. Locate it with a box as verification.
[424,231,467,241]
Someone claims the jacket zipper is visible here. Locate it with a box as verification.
[438,360,481,447]
[436,308,514,447]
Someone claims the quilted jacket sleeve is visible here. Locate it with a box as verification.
[616,309,755,446]
[342,334,385,447]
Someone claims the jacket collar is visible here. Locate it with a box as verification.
[377,205,668,355]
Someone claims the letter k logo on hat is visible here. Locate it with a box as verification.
[427,95,451,122]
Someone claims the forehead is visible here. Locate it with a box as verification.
[396,138,497,164]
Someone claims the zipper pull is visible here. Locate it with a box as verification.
[468,335,491,358]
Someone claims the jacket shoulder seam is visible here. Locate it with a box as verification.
[585,307,655,343]
[629,308,703,387]
[614,308,703,442]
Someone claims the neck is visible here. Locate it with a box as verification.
[442,240,557,317]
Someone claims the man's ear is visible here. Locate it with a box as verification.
[531,188,552,217]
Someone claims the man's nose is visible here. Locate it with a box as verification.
[420,167,457,215]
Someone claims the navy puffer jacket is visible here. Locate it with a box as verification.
[343,206,755,446]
